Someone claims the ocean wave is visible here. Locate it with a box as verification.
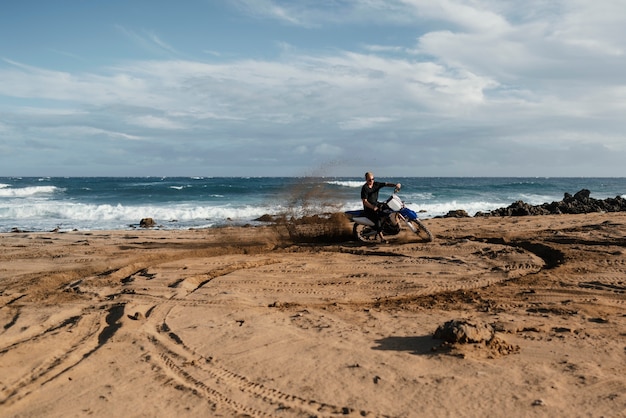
[513,193,557,205]
[0,185,60,198]
[0,199,351,232]
[405,192,435,201]
[326,180,362,188]
[401,201,507,218]
[0,201,280,222]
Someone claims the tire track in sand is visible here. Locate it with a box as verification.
[142,299,381,417]
[0,305,115,406]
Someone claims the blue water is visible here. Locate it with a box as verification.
[1,177,625,232]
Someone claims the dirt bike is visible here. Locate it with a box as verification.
[345,191,433,243]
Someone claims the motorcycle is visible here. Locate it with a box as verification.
[344,191,433,243]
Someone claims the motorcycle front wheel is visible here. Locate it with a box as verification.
[406,219,434,242]
[353,223,381,243]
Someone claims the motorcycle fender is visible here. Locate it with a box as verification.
[399,207,418,220]
[353,216,376,227]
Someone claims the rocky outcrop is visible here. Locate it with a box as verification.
[443,209,470,218]
[139,218,156,228]
[475,189,626,217]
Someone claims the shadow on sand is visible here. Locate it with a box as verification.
[372,335,440,356]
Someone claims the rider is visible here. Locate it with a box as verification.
[361,172,401,240]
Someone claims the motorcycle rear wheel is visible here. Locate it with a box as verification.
[353,223,381,243]
[406,219,434,242]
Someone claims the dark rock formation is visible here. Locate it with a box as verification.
[475,189,626,217]
[444,209,470,218]
[254,214,281,222]
[139,218,156,228]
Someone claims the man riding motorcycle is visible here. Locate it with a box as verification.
[361,172,401,241]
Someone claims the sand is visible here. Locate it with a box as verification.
[0,212,625,417]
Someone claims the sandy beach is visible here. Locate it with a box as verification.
[1,212,625,417]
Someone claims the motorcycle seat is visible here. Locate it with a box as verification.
[345,210,364,217]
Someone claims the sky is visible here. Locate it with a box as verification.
[1,0,625,177]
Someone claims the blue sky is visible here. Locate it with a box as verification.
[1,0,625,177]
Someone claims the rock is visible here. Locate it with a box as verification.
[139,218,156,228]
[480,189,626,217]
[573,189,591,200]
[433,319,495,344]
[444,209,470,218]
[254,214,279,222]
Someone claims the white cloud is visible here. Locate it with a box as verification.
[231,0,304,25]
[115,25,181,56]
[339,117,394,130]
[313,143,342,156]
[127,115,185,130]
[9,106,87,116]
[2,1,626,175]
[401,0,511,32]
[44,126,144,141]
[293,145,308,154]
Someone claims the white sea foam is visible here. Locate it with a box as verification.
[515,193,558,205]
[0,200,284,232]
[406,192,435,201]
[326,180,363,188]
[6,202,278,221]
[336,198,503,218]
[411,201,505,217]
[0,185,60,198]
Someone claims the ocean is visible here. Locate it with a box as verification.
[1,177,625,233]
